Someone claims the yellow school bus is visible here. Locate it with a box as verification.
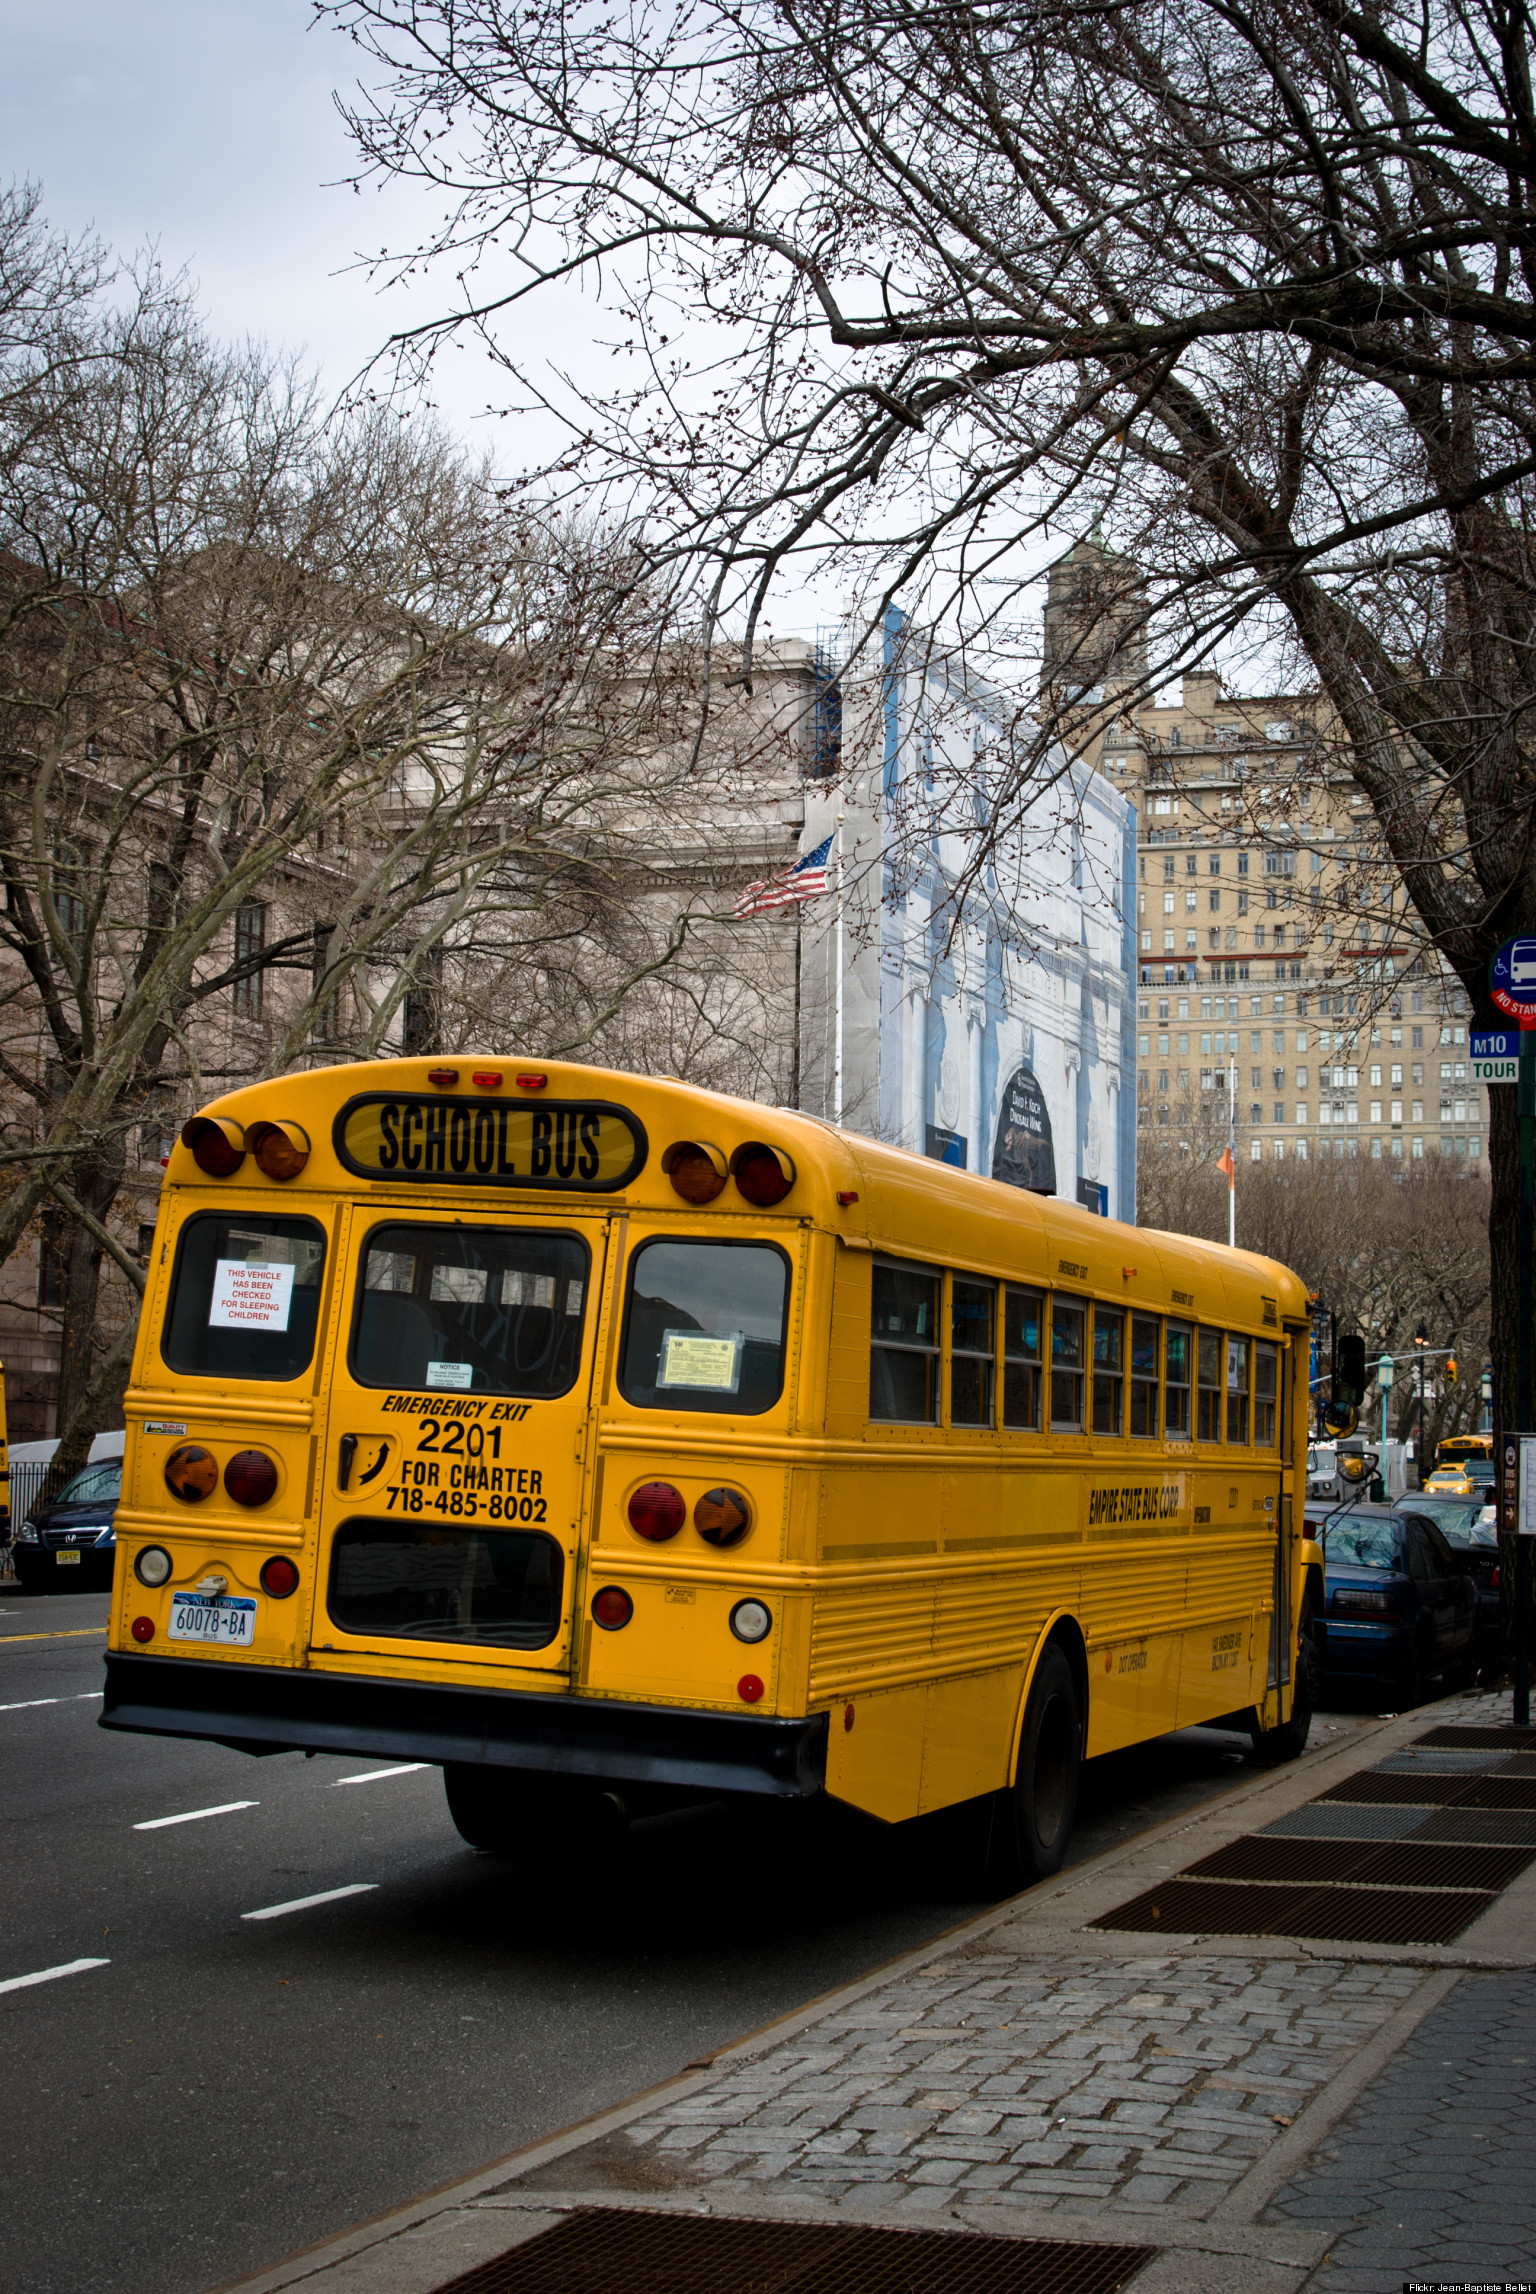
[101,1058,1319,1880]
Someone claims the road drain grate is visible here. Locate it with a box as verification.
[1091,1877,1493,1944]
[429,2209,1159,2293]
[1409,1808,1536,1846]
[1451,1775,1536,1810]
[1414,1725,1536,1750]
[1185,1836,1533,1890]
[1314,1772,1466,1804]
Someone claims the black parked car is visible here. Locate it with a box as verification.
[11,1459,120,1593]
[1308,1501,1477,1705]
[1394,1494,1501,1672]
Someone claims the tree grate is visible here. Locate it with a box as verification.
[1413,1725,1536,1750]
[1090,1876,1493,1944]
[1184,1835,1533,1891]
[1408,1808,1536,1846]
[427,2209,1158,2294]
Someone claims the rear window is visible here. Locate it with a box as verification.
[161,1214,327,1382]
[351,1223,588,1397]
[327,1516,562,1648]
[1326,1521,1400,1571]
[620,1239,789,1414]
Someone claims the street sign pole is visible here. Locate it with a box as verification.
[1518,1023,1535,1726]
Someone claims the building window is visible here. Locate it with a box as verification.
[232,901,266,1020]
[1249,1136,1262,1160]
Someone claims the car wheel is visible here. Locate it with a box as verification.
[1249,1597,1317,1766]
[987,1643,1081,1890]
[443,1765,629,1857]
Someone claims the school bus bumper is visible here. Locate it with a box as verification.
[99,1653,829,1798]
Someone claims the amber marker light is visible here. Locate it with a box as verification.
[695,1488,751,1548]
[662,1140,727,1204]
[731,1142,794,1207]
[165,1444,218,1502]
[225,1451,279,1507]
[180,1116,246,1178]
[628,1482,685,1541]
[248,1119,310,1181]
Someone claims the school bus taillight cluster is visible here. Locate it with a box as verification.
[628,1481,753,1547]
[661,1138,795,1207]
[163,1441,278,1507]
[180,1115,310,1182]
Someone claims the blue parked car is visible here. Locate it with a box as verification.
[1310,1502,1477,1704]
[11,1458,120,1593]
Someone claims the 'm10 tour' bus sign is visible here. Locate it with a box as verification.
[334,1092,647,1192]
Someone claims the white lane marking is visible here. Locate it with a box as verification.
[0,1691,102,1713]
[241,1884,377,1922]
[332,1763,430,1786]
[0,1957,110,1996]
[134,1800,259,1831]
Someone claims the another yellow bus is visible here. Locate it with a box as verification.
[1437,1433,1493,1473]
[101,1059,1319,1880]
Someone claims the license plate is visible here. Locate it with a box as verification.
[55,1549,81,1566]
[168,1593,257,1646]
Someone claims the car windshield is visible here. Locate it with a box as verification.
[1325,1519,1401,1571]
[51,1462,121,1506]
[1395,1496,1485,1542]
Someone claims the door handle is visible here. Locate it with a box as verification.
[338,1433,358,1490]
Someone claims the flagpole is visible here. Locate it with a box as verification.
[833,812,845,1128]
[1228,1053,1237,1247]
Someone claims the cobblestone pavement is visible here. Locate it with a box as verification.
[1266,1965,1536,2291]
[599,1952,1424,2217]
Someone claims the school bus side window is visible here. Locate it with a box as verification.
[161,1213,327,1382]
[1130,1315,1161,1437]
[1002,1286,1043,1430]
[950,1277,995,1427]
[1196,1329,1223,1439]
[1164,1322,1192,1437]
[1253,1342,1278,1445]
[1227,1336,1250,1443]
[621,1239,789,1415]
[1092,1307,1123,1434]
[869,1261,940,1423]
[1050,1297,1086,1430]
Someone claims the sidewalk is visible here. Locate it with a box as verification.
[229,1688,1536,2294]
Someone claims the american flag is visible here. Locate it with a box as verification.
[734,833,834,917]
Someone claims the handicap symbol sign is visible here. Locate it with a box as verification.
[1490,936,1536,1016]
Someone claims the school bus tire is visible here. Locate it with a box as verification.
[1247,1595,1317,1766]
[443,1763,630,1856]
[988,1643,1081,1890]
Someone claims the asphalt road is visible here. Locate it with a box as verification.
[0,1586,1366,2294]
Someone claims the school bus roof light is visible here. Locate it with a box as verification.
[426,1068,458,1088]
[471,1071,504,1090]
[181,1116,246,1178]
[248,1119,311,1182]
[515,1072,548,1090]
[731,1142,795,1207]
[661,1140,728,1204]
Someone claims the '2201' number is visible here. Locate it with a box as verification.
[416,1419,502,1458]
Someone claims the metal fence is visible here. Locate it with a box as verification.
[6,1460,57,1532]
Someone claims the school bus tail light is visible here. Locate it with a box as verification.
[225,1450,279,1507]
[696,1488,751,1547]
[731,1142,794,1207]
[628,1482,685,1541]
[260,1554,299,1597]
[248,1119,311,1181]
[661,1140,728,1204]
[181,1116,246,1178]
[165,1444,218,1502]
[592,1585,633,1630]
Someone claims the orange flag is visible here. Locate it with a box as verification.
[1216,1145,1235,1182]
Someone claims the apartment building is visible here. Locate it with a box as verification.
[1044,544,1483,1171]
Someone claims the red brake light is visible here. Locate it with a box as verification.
[732,1142,794,1207]
[628,1482,685,1541]
[592,1585,633,1630]
[259,1554,299,1597]
[737,1674,765,1704]
[181,1116,246,1178]
[471,1071,503,1089]
[225,1450,279,1507]
[515,1072,548,1090]
[131,1616,155,1643]
[247,1119,310,1181]
[165,1444,218,1502]
[663,1141,727,1204]
[427,1068,458,1087]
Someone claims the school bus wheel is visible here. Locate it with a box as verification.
[990,1644,1082,1889]
[443,1766,630,1856]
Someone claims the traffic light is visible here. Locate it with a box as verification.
[1446,1355,1458,1383]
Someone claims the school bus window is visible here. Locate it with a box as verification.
[950,1278,995,1428]
[328,1517,562,1648]
[1129,1316,1161,1437]
[1050,1297,1086,1430]
[869,1260,940,1424]
[1002,1286,1043,1430]
[1164,1322,1192,1437]
[1227,1336,1251,1443]
[622,1238,789,1414]
[352,1224,587,1396]
[1092,1307,1124,1434]
[1196,1328,1223,1439]
[161,1213,327,1382]
[1254,1342,1278,1445]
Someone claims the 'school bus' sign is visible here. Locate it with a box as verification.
[334,1094,647,1192]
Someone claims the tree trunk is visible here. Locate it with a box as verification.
[44,1136,129,1497]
